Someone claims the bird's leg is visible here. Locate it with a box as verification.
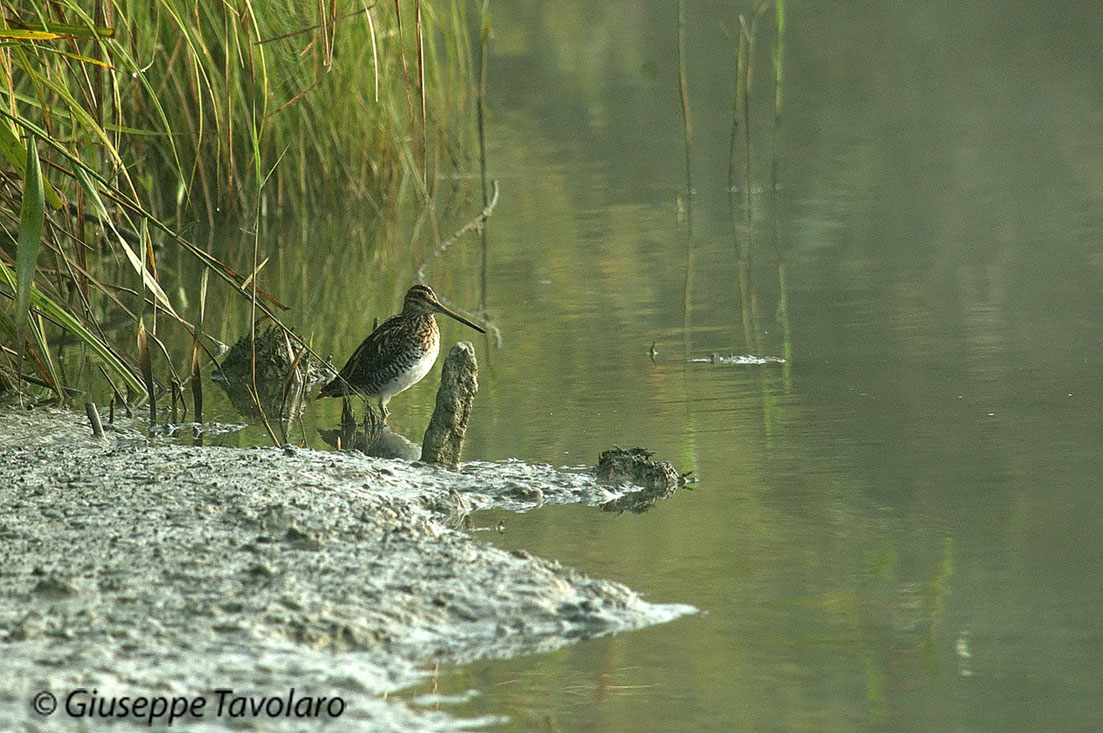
[379,399,389,422]
[340,397,355,440]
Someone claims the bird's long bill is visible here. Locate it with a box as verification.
[435,303,486,333]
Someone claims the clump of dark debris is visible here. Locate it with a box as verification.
[592,447,694,514]
[212,326,335,420]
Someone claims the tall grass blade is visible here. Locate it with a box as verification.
[0,305,57,395]
[170,377,179,423]
[773,0,789,385]
[476,0,492,310]
[14,135,44,338]
[729,24,747,214]
[0,122,63,208]
[774,0,786,123]
[0,29,68,40]
[476,0,491,209]
[0,259,143,392]
[393,1,420,171]
[191,342,203,425]
[137,317,155,426]
[416,0,428,184]
[75,168,180,320]
[676,0,693,230]
[31,313,63,400]
[366,6,380,102]
[191,268,209,426]
[1,22,115,39]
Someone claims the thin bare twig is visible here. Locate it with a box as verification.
[415,179,499,282]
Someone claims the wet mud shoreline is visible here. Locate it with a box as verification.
[0,407,693,730]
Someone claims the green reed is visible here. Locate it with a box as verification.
[0,1,476,409]
[676,0,693,230]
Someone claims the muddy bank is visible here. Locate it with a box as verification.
[0,408,693,730]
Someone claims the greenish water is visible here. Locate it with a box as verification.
[192,1,1102,729]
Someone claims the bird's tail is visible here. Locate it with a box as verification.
[316,380,341,399]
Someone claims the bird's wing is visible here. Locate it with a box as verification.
[319,315,404,396]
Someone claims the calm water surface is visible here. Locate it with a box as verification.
[205,1,1103,729]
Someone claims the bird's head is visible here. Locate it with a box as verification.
[403,285,485,333]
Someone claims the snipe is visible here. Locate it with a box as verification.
[318,284,485,419]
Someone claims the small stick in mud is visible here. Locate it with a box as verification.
[85,402,105,441]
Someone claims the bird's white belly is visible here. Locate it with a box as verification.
[378,343,438,404]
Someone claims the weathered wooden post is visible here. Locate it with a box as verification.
[421,341,478,468]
